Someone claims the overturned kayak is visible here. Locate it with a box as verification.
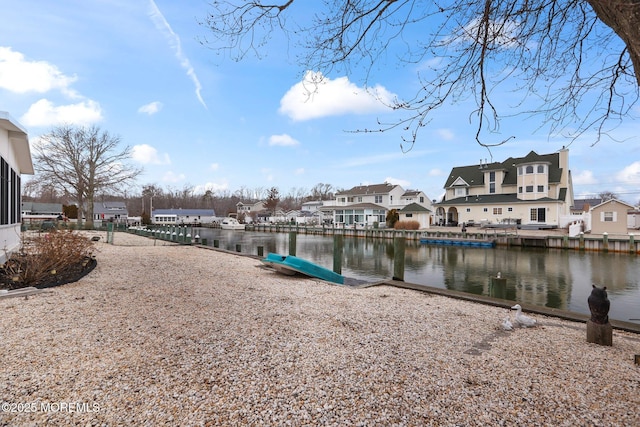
[261,253,344,285]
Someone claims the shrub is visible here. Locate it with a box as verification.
[394,220,420,230]
[1,230,95,288]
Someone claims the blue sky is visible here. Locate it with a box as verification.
[1,0,639,204]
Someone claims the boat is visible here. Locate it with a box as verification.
[220,217,245,230]
[419,237,496,248]
[261,253,344,284]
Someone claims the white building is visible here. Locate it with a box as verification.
[1,112,34,263]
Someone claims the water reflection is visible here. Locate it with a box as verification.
[194,228,640,324]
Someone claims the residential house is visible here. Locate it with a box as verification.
[330,183,432,228]
[571,197,603,215]
[300,200,333,224]
[589,199,634,235]
[236,200,266,221]
[93,201,128,224]
[1,112,34,262]
[436,148,574,228]
[152,208,217,225]
[21,202,64,222]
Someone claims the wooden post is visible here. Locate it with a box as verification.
[289,232,297,256]
[630,234,635,254]
[586,320,613,346]
[603,232,609,253]
[333,234,343,275]
[579,232,585,251]
[393,236,405,281]
[490,275,507,299]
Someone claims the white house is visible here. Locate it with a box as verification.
[1,112,34,263]
[330,183,433,228]
[152,208,217,225]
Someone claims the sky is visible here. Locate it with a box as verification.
[1,0,639,204]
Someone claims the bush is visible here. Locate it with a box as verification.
[394,220,420,230]
[1,230,95,288]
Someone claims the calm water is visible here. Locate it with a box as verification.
[194,228,640,324]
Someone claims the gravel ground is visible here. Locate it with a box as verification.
[1,231,639,426]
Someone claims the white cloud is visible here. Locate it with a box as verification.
[384,177,411,188]
[0,47,77,96]
[148,0,206,108]
[193,181,229,194]
[573,170,598,185]
[616,161,640,184]
[210,163,219,171]
[138,101,163,115]
[269,134,300,147]
[132,144,171,165]
[20,99,103,127]
[279,70,396,121]
[162,170,185,183]
[436,128,455,141]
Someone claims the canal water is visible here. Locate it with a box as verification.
[194,228,640,324]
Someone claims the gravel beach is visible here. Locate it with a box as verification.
[1,231,639,426]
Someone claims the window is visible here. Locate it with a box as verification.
[526,186,534,193]
[489,183,496,194]
[537,165,544,173]
[420,197,424,203]
[466,208,471,213]
[518,186,522,193]
[483,208,488,212]
[374,195,382,203]
[454,187,467,197]
[537,185,544,192]
[508,207,513,212]
[347,197,354,202]
[489,171,495,182]
[405,213,413,218]
[1,157,9,225]
[357,197,362,202]
[530,209,537,221]
[518,167,523,175]
[493,207,502,215]
[604,212,614,222]
[526,165,534,174]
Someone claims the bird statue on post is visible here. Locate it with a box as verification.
[587,285,610,325]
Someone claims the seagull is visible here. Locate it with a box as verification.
[501,317,513,331]
[511,304,537,328]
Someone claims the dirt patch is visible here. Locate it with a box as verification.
[0,256,97,290]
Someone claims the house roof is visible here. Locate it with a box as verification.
[337,183,399,196]
[0,111,34,174]
[573,198,603,211]
[438,193,563,206]
[401,190,423,197]
[93,202,128,215]
[333,203,386,210]
[590,199,635,211]
[444,150,563,188]
[400,203,431,213]
[21,202,63,214]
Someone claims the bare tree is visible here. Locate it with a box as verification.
[33,125,142,228]
[202,1,640,150]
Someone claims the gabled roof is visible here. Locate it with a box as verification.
[337,183,399,196]
[21,202,63,214]
[401,190,423,197]
[590,199,635,211]
[334,203,386,210]
[400,203,431,213]
[444,150,563,188]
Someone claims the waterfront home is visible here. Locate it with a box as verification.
[588,199,635,235]
[0,112,34,263]
[93,201,128,224]
[330,183,433,227]
[398,203,432,229]
[152,208,217,225]
[236,200,266,219]
[21,202,64,222]
[435,148,574,229]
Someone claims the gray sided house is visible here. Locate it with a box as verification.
[152,208,217,225]
[436,149,574,228]
[1,112,34,262]
[93,201,128,223]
